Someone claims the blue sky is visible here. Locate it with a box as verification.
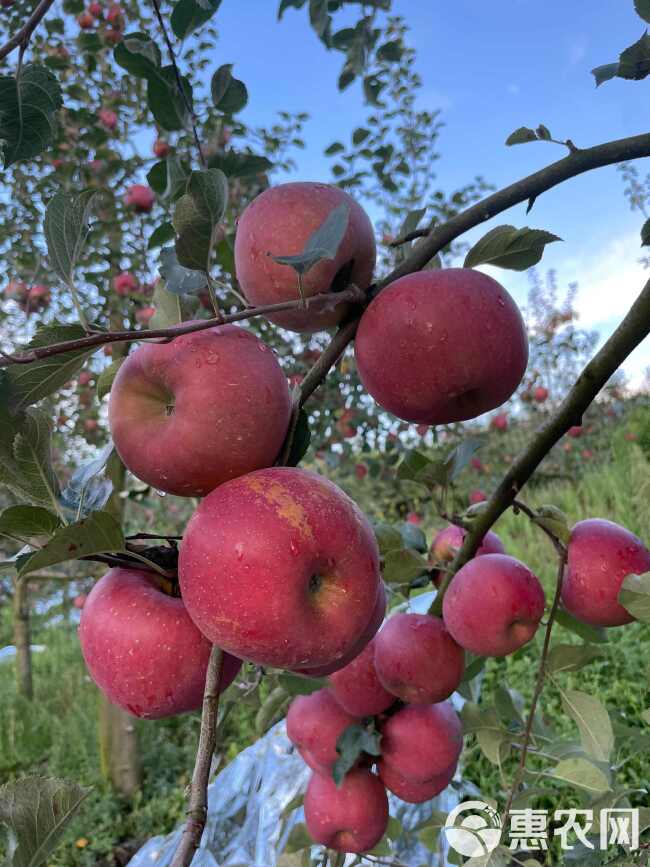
[214,0,649,385]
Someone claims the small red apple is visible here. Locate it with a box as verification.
[112,271,139,295]
[123,184,155,212]
[286,688,359,775]
[406,511,422,525]
[83,418,98,432]
[73,593,87,609]
[430,523,504,586]
[105,3,123,21]
[88,1,102,16]
[469,489,487,505]
[380,702,463,783]
[533,385,549,403]
[153,138,170,158]
[77,10,94,28]
[135,306,155,325]
[78,371,93,386]
[328,637,394,716]
[581,448,594,459]
[98,108,117,131]
[470,457,484,472]
[104,27,122,44]
[567,425,583,438]
[491,412,508,432]
[355,463,368,480]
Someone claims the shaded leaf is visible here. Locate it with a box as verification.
[0,65,62,167]
[0,411,57,508]
[285,409,311,468]
[149,280,182,329]
[171,0,221,40]
[641,217,650,247]
[158,247,206,296]
[382,548,428,584]
[533,504,571,544]
[555,607,608,643]
[505,126,538,146]
[560,689,614,762]
[398,521,428,553]
[333,722,381,786]
[446,436,485,482]
[618,31,650,80]
[464,225,562,270]
[147,67,193,132]
[13,411,60,509]
[635,0,650,22]
[208,149,273,178]
[0,506,60,539]
[551,757,610,793]
[619,571,650,622]
[148,221,175,250]
[547,643,604,674]
[113,32,161,78]
[211,64,248,114]
[277,672,326,696]
[44,190,97,286]
[96,360,124,400]
[591,63,620,86]
[373,522,403,556]
[271,202,350,275]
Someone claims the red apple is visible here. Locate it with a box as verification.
[380,702,463,783]
[304,768,388,854]
[470,457,484,472]
[430,523,505,586]
[624,432,637,442]
[105,2,123,21]
[491,412,508,432]
[73,593,87,609]
[88,2,102,16]
[153,138,170,158]
[77,11,94,28]
[135,306,155,324]
[179,467,381,669]
[1,0,15,8]
[109,325,291,497]
[378,757,455,804]
[355,463,368,480]
[561,518,650,627]
[374,613,465,704]
[416,424,428,436]
[234,182,376,332]
[469,489,487,505]
[406,511,422,526]
[581,448,594,459]
[328,637,394,716]
[533,385,549,403]
[286,688,359,775]
[567,425,583,438]
[104,27,122,44]
[83,418,98,432]
[98,108,117,131]
[442,554,545,656]
[354,269,528,424]
[113,271,139,295]
[78,568,241,718]
[78,371,93,386]
[123,184,155,212]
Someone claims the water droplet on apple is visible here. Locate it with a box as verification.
[289,540,299,557]
[206,351,220,365]
[234,543,244,561]
[497,296,506,307]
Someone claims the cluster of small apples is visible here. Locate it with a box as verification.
[77,2,123,44]
[112,271,156,323]
[3,280,51,314]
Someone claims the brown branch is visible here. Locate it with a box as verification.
[430,277,650,613]
[502,547,568,823]
[170,647,224,867]
[0,287,363,366]
[0,0,56,62]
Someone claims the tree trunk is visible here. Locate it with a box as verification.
[98,693,141,797]
[13,579,33,699]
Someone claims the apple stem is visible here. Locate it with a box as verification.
[170,646,224,867]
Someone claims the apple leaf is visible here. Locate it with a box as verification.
[44,190,98,287]
[373,522,403,556]
[0,506,61,539]
[397,449,449,489]
[382,547,428,584]
[148,281,182,329]
[333,722,382,786]
[158,247,206,296]
[285,409,311,468]
[591,62,620,86]
[546,643,604,674]
[96,360,124,400]
[398,521,428,553]
[560,688,614,763]
[211,64,248,114]
[464,225,562,270]
[636,0,650,23]
[641,217,650,247]
[0,410,58,508]
[173,169,228,271]
[17,511,124,578]
[58,442,114,520]
[0,65,63,167]
[619,572,650,622]
[505,126,538,146]
[171,0,221,40]
[208,149,273,179]
[147,66,193,132]
[445,436,485,482]
[554,607,609,643]
[113,32,161,78]
[277,0,307,19]
[0,776,91,867]
[271,203,350,276]
[277,673,326,696]
[254,686,290,736]
[550,757,610,793]
[618,31,650,80]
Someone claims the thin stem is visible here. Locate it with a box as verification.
[0,0,56,61]
[170,647,224,867]
[502,547,567,824]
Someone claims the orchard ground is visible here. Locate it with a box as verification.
[1,405,648,865]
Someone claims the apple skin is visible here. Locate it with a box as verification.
[430,523,505,586]
[304,767,389,854]
[153,138,170,158]
[179,466,381,669]
[378,757,456,804]
[567,425,583,438]
[380,702,463,783]
[328,636,394,716]
[354,269,528,424]
[534,386,549,403]
[442,554,545,657]
[491,412,508,431]
[98,108,117,130]
[286,688,359,775]
[124,184,155,212]
[108,325,291,497]
[78,568,241,719]
[234,182,376,332]
[469,489,487,505]
[561,518,650,627]
[373,613,465,704]
[73,593,87,609]
[113,271,139,295]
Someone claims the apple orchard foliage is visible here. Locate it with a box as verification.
[0,0,650,865]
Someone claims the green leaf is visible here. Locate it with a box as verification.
[158,247,206,296]
[618,31,650,80]
[0,65,63,167]
[148,221,175,250]
[173,169,228,271]
[13,410,60,510]
[555,607,609,643]
[4,324,93,411]
[550,757,610,793]
[446,436,485,482]
[641,217,650,247]
[324,141,345,156]
[285,409,311,468]
[536,123,552,140]
[619,571,650,622]
[464,225,562,270]
[533,504,571,544]
[505,126,538,146]
[211,64,248,114]
[114,32,161,78]
[171,0,221,40]
[96,360,124,400]
[397,449,449,489]
[283,822,312,854]
[642,708,650,726]
[635,0,650,22]
[277,0,306,18]
[271,202,350,276]
[255,686,290,736]
[147,67,193,132]
[0,411,55,508]
[376,39,403,62]
[591,63,620,86]
[0,506,60,539]
[382,548,428,585]
[0,776,90,867]
[58,443,114,519]
[373,522,403,556]
[149,280,182,329]
[207,149,273,178]
[333,722,382,786]
[44,189,97,286]
[277,673,326,696]
[352,127,370,145]
[398,521,428,553]
[560,689,614,762]
[546,643,604,674]
[17,511,124,578]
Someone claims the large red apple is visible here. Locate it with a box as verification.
[304,768,388,853]
[561,518,650,627]
[430,523,505,586]
[442,554,545,656]
[286,688,359,775]
[78,568,241,719]
[380,702,463,783]
[328,636,394,716]
[354,269,528,424]
[179,467,381,669]
[373,613,465,704]
[108,325,291,497]
[234,182,376,332]
[378,757,456,804]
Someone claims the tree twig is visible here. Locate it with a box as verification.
[170,646,224,867]
[0,0,56,62]
[502,547,568,823]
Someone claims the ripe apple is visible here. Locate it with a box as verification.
[354,269,528,424]
[286,688,359,775]
[179,466,381,669]
[534,385,549,403]
[567,425,583,438]
[1,0,15,8]
[83,418,98,432]
[113,271,139,295]
[378,757,455,804]
[561,518,650,627]
[77,11,94,27]
[582,449,594,459]
[109,325,291,497]
[78,568,242,718]
[469,489,487,505]
[78,371,93,386]
[491,412,508,432]
[88,1,102,15]
[373,613,465,704]
[104,27,122,44]
[355,463,368,480]
[123,184,155,212]
[328,637,394,716]
[380,702,463,783]
[470,457,484,472]
[442,554,545,656]
[406,511,422,526]
[105,2,123,21]
[304,767,388,854]
[135,306,155,324]
[430,523,504,586]
[153,138,170,158]
[234,182,376,332]
[73,593,87,609]
[98,108,117,131]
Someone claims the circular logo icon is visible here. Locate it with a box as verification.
[444,800,503,857]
